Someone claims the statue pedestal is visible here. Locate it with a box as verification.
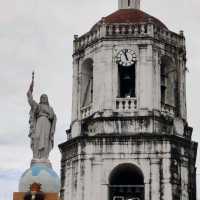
[19,161,60,193]
[13,192,60,200]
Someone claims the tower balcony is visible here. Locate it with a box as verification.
[161,103,175,117]
[80,101,175,120]
[80,98,137,120]
[81,104,93,119]
[115,97,137,112]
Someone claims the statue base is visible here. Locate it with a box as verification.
[13,192,60,200]
[18,159,60,193]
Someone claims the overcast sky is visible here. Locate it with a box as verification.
[0,0,199,199]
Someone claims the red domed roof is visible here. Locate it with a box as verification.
[92,9,167,30]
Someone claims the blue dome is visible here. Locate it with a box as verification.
[19,163,60,193]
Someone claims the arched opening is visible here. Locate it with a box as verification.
[109,164,144,200]
[81,58,93,107]
[116,49,136,98]
[118,64,136,98]
[160,56,176,107]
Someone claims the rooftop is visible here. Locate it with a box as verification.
[91,9,167,31]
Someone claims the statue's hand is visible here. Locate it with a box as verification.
[28,71,34,94]
[29,81,34,93]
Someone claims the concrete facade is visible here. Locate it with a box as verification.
[59,135,197,200]
[59,1,198,200]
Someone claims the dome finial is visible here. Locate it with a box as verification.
[118,0,140,9]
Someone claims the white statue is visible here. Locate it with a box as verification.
[27,72,56,160]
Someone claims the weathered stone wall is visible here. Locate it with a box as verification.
[59,135,197,200]
[71,36,187,139]
[63,7,196,200]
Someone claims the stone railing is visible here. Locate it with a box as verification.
[154,28,184,47]
[105,23,151,36]
[161,103,175,116]
[73,25,102,52]
[81,104,93,119]
[73,21,184,53]
[115,98,137,112]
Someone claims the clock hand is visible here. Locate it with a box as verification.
[122,50,129,61]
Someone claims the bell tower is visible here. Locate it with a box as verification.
[59,1,198,200]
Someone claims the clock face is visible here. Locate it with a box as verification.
[116,49,136,67]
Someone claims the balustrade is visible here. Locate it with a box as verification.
[161,103,175,116]
[73,21,183,53]
[115,98,137,112]
[81,104,93,119]
[106,23,149,36]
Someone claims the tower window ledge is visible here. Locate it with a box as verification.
[115,97,137,112]
[81,104,93,119]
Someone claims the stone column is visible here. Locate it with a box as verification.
[71,57,79,122]
[181,165,189,200]
[179,55,187,120]
[150,159,161,200]
[71,57,81,138]
[162,158,173,200]
[65,163,73,200]
[112,45,120,113]
[93,51,109,113]
[101,47,114,111]
[92,160,103,200]
[138,45,153,110]
[152,49,161,110]
[141,159,151,200]
[76,158,83,200]
[144,182,150,200]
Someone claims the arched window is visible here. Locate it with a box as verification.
[160,56,176,107]
[160,58,167,104]
[118,64,136,98]
[81,58,93,107]
[109,164,144,200]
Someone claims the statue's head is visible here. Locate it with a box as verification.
[40,94,49,105]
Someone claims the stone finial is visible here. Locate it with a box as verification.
[179,30,184,37]
[118,0,140,9]
[74,35,79,40]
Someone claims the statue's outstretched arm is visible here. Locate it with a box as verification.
[27,72,38,108]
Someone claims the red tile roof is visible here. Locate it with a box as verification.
[92,9,167,30]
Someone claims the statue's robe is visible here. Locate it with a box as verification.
[27,91,56,159]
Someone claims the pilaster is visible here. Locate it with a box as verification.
[150,159,161,200]
[138,44,153,110]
